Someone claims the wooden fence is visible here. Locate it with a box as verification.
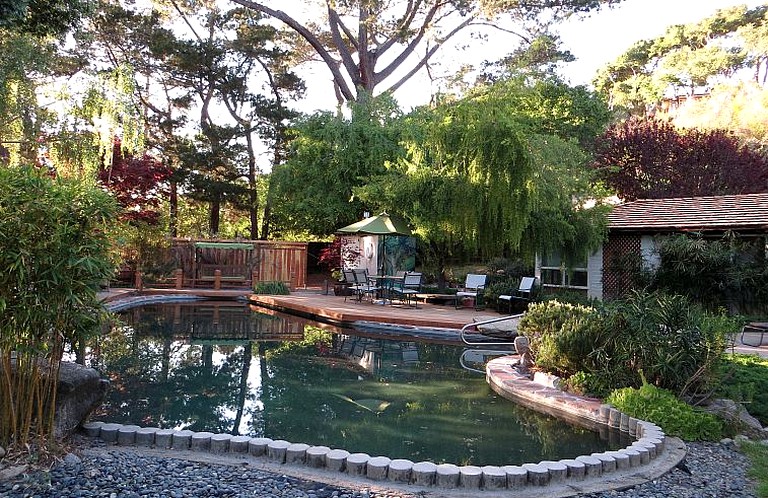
[169,239,308,290]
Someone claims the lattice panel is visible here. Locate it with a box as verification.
[602,234,641,300]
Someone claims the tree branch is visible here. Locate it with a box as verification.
[327,3,362,90]
[378,16,475,91]
[229,0,355,101]
[377,0,434,58]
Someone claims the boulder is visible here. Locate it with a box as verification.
[703,398,765,440]
[54,362,110,439]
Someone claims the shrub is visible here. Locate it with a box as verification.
[606,383,722,441]
[519,291,735,398]
[603,291,733,396]
[485,257,531,280]
[519,300,605,377]
[253,281,290,295]
[616,232,768,315]
[483,281,519,311]
[563,371,614,398]
[0,166,117,451]
[538,290,599,307]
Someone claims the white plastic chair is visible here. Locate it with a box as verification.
[455,273,487,310]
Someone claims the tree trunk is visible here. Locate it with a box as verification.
[246,133,259,240]
[169,179,178,238]
[209,194,221,236]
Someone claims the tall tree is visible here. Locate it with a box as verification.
[86,1,302,238]
[229,0,624,104]
[594,5,768,115]
[670,81,768,149]
[593,117,768,200]
[0,0,91,37]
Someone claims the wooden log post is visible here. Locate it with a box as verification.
[214,269,222,290]
[174,269,184,289]
[134,270,143,291]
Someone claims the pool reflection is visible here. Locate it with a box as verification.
[85,301,631,466]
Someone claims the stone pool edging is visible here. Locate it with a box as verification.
[80,410,680,495]
[92,294,685,494]
[103,294,208,312]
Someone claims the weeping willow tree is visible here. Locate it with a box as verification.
[49,63,144,178]
[357,77,611,282]
[0,166,117,453]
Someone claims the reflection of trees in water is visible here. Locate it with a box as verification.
[89,307,622,465]
[90,307,260,434]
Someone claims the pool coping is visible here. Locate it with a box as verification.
[90,294,686,495]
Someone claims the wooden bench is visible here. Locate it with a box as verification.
[196,265,251,289]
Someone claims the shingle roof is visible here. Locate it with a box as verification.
[607,193,768,232]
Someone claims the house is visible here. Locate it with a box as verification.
[536,193,768,300]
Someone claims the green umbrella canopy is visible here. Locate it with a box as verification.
[336,212,412,236]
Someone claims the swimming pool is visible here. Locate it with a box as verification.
[88,301,630,466]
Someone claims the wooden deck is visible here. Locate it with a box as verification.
[249,291,504,330]
[100,287,517,333]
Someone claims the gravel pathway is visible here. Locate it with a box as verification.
[0,439,757,498]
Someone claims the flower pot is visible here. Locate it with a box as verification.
[333,282,352,296]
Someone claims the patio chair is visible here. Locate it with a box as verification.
[352,268,379,302]
[341,269,358,302]
[455,273,487,310]
[390,272,422,308]
[498,277,537,313]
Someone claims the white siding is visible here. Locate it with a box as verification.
[587,247,603,300]
[641,235,660,271]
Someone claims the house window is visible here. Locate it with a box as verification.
[541,250,588,290]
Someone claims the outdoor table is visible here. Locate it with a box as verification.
[367,275,403,304]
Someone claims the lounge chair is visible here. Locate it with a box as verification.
[390,272,422,308]
[497,277,536,313]
[455,273,487,310]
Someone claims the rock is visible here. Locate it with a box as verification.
[0,465,28,481]
[0,446,5,458]
[54,362,110,439]
[63,453,82,466]
[703,399,765,440]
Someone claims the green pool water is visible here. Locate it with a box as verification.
[88,301,630,466]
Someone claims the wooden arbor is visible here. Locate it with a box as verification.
[170,239,307,290]
[192,241,254,288]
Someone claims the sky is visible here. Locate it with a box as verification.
[291,0,765,113]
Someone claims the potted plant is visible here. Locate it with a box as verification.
[319,238,360,295]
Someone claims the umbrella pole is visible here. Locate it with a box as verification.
[380,235,386,275]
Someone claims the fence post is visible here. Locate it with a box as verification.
[175,269,184,289]
[214,269,222,290]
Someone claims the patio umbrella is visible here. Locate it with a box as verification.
[337,212,412,275]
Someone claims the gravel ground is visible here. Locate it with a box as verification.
[583,440,757,498]
[0,439,758,498]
